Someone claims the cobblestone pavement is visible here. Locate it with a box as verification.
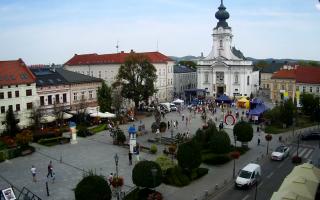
[0,105,317,200]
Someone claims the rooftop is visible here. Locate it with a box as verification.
[174,65,196,73]
[0,59,36,86]
[271,66,320,84]
[65,51,172,66]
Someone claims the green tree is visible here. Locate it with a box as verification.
[177,141,201,172]
[233,121,253,147]
[5,107,19,137]
[301,93,315,115]
[178,60,197,70]
[255,60,268,70]
[111,87,123,115]
[209,131,231,154]
[74,175,111,200]
[132,161,162,188]
[279,98,296,126]
[98,81,112,113]
[114,53,157,109]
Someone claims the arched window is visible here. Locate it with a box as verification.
[220,40,223,48]
[247,76,250,85]
[205,72,209,83]
[234,72,239,84]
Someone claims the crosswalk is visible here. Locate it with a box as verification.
[289,146,314,159]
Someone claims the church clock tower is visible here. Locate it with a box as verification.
[205,0,241,60]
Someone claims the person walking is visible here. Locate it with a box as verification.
[257,138,261,146]
[176,120,179,129]
[128,152,132,165]
[108,173,113,185]
[167,121,170,129]
[47,161,53,178]
[31,165,37,182]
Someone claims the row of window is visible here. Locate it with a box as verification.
[0,89,32,99]
[0,103,32,114]
[40,93,67,106]
[203,73,250,86]
[298,86,320,93]
[73,91,94,101]
[0,84,31,89]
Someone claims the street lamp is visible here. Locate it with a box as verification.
[234,134,237,148]
[292,118,296,138]
[151,168,158,190]
[114,153,120,200]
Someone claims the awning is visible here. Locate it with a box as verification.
[279,176,318,200]
[18,120,30,129]
[290,163,320,183]
[248,104,268,116]
[215,95,232,104]
[173,99,184,104]
[251,98,264,105]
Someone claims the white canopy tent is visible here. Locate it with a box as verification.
[62,112,73,120]
[173,99,184,106]
[104,112,116,118]
[90,112,110,118]
[18,120,30,129]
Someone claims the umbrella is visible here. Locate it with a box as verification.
[18,120,30,129]
[271,190,311,200]
[63,112,73,120]
[104,112,116,118]
[90,112,109,118]
[41,115,56,123]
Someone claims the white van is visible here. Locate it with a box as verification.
[159,103,171,112]
[235,163,261,189]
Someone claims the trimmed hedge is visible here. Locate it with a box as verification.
[89,124,107,134]
[150,144,157,154]
[202,153,231,165]
[38,137,70,146]
[124,188,162,200]
[0,147,21,162]
[75,175,111,200]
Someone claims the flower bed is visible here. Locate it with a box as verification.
[38,137,70,146]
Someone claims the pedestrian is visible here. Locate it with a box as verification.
[279,136,282,143]
[257,138,261,146]
[167,121,170,129]
[47,160,53,178]
[257,126,260,132]
[182,114,184,121]
[108,173,113,185]
[186,130,190,139]
[128,152,132,165]
[186,117,188,127]
[31,165,37,182]
[176,120,179,129]
[162,111,165,119]
[136,147,140,162]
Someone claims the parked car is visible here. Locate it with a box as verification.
[300,132,320,140]
[170,103,177,111]
[271,145,290,161]
[235,163,261,189]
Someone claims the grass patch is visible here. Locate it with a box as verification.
[88,124,107,134]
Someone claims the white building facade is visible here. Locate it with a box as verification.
[197,1,259,98]
[64,51,174,102]
[0,59,38,132]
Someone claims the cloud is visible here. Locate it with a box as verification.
[316,3,320,10]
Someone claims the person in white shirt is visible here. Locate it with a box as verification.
[31,165,36,182]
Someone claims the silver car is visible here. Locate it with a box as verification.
[271,145,290,161]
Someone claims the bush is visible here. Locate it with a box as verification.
[177,141,201,172]
[159,122,167,132]
[202,153,231,165]
[32,130,62,142]
[0,141,7,150]
[155,155,176,173]
[115,129,126,144]
[38,137,70,146]
[124,188,162,200]
[75,175,111,200]
[233,121,253,147]
[132,161,162,188]
[292,155,302,164]
[196,168,209,178]
[77,124,90,137]
[150,144,157,154]
[15,130,33,146]
[89,124,107,134]
[163,166,190,187]
[208,130,231,154]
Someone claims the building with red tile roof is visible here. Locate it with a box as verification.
[269,65,320,103]
[0,59,38,132]
[64,51,175,102]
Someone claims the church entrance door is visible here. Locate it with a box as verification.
[217,86,224,96]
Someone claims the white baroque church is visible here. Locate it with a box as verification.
[197,0,259,98]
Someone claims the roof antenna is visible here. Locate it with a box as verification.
[156,40,159,52]
[116,41,119,53]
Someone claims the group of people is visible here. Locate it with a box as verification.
[30,160,55,183]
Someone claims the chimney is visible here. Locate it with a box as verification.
[130,49,134,53]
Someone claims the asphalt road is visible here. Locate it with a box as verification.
[211,143,316,200]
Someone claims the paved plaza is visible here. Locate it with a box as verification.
[0,105,317,200]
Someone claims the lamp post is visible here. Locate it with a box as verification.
[114,153,120,200]
[292,118,296,138]
[234,134,237,148]
[231,151,240,179]
[151,168,158,191]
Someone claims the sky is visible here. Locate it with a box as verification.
[0,0,319,64]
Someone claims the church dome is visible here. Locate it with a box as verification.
[215,0,230,29]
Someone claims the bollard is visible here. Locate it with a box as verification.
[215,184,219,190]
[46,181,50,196]
[204,190,209,198]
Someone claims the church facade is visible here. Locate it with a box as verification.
[197,1,259,98]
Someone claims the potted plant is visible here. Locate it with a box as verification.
[292,155,302,164]
[111,176,124,188]
[159,122,167,133]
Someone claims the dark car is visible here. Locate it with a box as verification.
[300,132,320,140]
